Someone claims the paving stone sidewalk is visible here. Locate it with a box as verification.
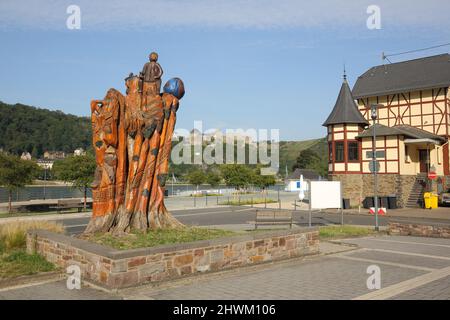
[122,235,450,300]
[0,280,121,300]
[0,235,449,300]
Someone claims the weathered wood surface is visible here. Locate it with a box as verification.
[255,210,293,229]
[85,53,185,234]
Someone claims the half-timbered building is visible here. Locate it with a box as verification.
[324,54,450,208]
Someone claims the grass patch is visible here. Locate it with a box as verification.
[220,198,278,206]
[190,193,223,197]
[88,227,236,250]
[0,221,64,251]
[0,221,63,279]
[0,250,56,279]
[319,225,377,240]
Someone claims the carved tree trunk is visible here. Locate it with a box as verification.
[84,72,185,234]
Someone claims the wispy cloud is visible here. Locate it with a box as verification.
[1,0,450,30]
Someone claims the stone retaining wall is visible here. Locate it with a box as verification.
[27,228,319,290]
[388,221,450,238]
[330,173,427,208]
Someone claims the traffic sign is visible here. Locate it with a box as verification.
[369,160,380,173]
[369,207,386,215]
[366,150,386,159]
[428,171,437,180]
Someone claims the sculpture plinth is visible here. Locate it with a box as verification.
[85,53,185,234]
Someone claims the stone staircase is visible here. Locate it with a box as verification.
[405,173,427,208]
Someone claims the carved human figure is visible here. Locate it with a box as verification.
[140,52,163,97]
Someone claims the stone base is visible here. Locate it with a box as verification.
[27,228,319,290]
[388,221,450,238]
[329,173,425,208]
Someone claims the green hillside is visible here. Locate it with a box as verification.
[0,101,327,175]
[279,138,327,175]
[0,101,92,157]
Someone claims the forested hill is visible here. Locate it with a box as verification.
[0,101,91,158]
[0,100,327,174]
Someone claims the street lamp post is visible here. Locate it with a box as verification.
[371,104,379,231]
[43,165,47,200]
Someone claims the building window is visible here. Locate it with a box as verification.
[328,142,333,163]
[335,142,344,162]
[348,141,359,161]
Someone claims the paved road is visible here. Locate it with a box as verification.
[1,235,448,300]
[57,206,449,235]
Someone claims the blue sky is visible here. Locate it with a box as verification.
[1,0,450,140]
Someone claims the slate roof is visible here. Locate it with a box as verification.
[322,79,369,127]
[286,168,321,180]
[356,123,446,142]
[352,54,450,99]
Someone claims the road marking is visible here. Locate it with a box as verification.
[173,208,255,217]
[353,265,450,300]
[336,254,436,272]
[62,208,256,229]
[364,248,450,261]
[365,237,450,249]
[64,224,88,228]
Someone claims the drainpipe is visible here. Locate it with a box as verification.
[440,140,449,189]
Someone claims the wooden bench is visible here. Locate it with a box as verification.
[49,199,84,214]
[255,210,293,229]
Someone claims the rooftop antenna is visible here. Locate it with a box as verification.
[343,63,347,81]
[381,51,392,64]
[383,42,450,63]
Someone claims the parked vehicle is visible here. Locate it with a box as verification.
[438,189,450,206]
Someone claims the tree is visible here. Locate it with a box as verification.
[0,101,92,158]
[186,170,206,190]
[220,164,253,190]
[252,167,276,190]
[292,149,321,170]
[292,148,327,177]
[52,154,96,210]
[206,172,221,188]
[0,153,39,213]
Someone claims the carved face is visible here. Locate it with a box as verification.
[126,76,140,94]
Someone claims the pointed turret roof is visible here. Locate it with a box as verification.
[322,78,369,127]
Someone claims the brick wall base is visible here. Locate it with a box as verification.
[27,228,319,290]
[329,174,432,208]
[388,222,450,238]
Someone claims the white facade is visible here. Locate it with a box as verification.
[284,179,309,192]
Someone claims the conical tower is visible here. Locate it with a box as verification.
[323,73,368,174]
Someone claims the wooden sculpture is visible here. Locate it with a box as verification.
[85,53,185,234]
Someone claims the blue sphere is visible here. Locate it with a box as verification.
[163,77,185,99]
